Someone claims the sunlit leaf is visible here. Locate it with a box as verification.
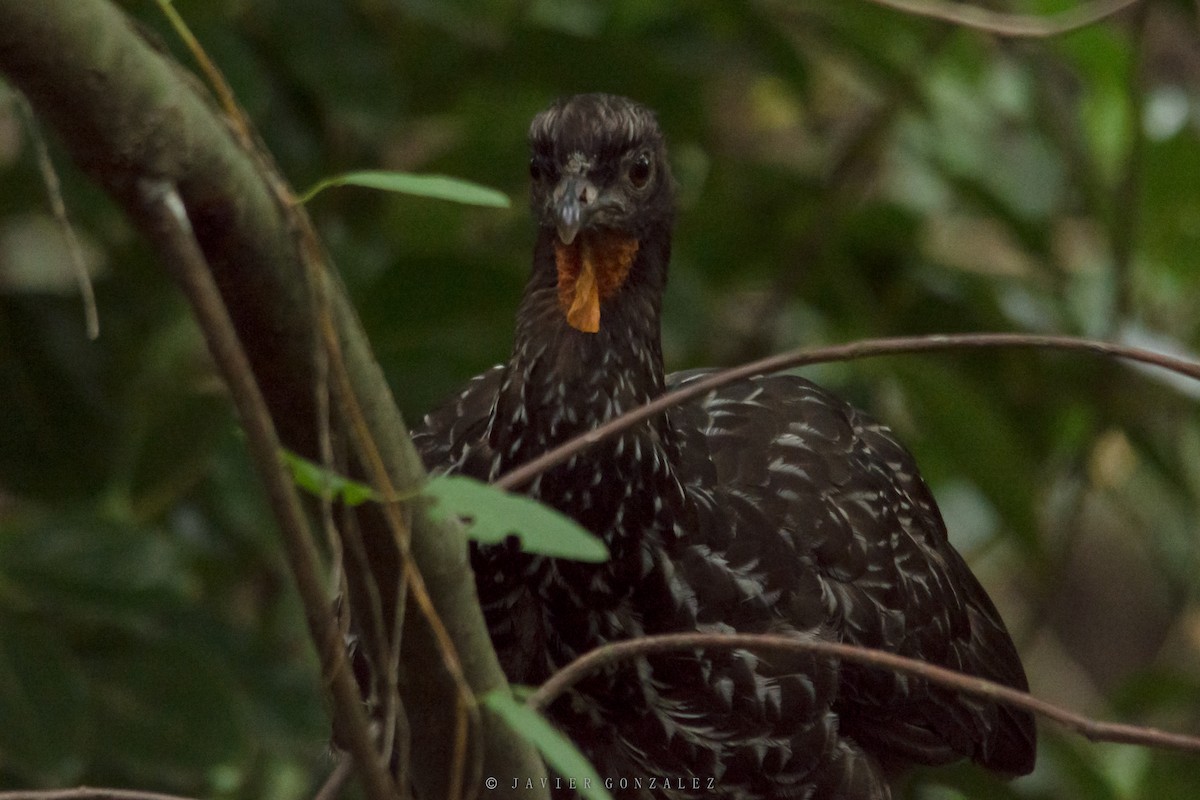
[481,691,613,800]
[299,170,510,207]
[281,449,377,506]
[424,475,608,562]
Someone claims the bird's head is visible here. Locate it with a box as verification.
[528,94,675,333]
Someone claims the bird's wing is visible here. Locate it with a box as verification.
[667,369,1036,775]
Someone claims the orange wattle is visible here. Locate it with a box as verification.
[555,231,639,333]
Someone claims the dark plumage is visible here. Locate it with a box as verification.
[413,94,1035,798]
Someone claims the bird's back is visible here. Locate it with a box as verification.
[666,369,1035,775]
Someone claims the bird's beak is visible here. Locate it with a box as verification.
[553,174,597,245]
[548,168,638,334]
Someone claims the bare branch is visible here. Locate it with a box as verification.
[151,0,251,142]
[310,238,482,799]
[132,179,395,800]
[0,790,199,800]
[527,632,1200,755]
[863,0,1142,37]
[0,2,549,796]
[1110,4,1151,320]
[16,92,98,339]
[313,755,355,800]
[495,332,1200,491]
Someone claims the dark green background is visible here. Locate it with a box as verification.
[1,0,1198,797]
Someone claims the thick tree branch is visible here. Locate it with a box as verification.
[0,1,547,797]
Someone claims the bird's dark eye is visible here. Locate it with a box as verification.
[627,153,652,189]
[530,156,557,183]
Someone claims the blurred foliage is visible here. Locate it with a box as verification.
[1,0,1199,797]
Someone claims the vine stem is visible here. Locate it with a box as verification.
[133,180,396,800]
[864,0,1142,37]
[496,332,1200,491]
[527,632,1200,754]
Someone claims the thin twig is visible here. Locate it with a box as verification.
[245,23,481,772]
[313,754,355,800]
[316,279,477,799]
[154,4,369,694]
[152,0,252,144]
[1111,4,1150,321]
[222,44,482,799]
[133,180,395,800]
[299,214,480,800]
[495,332,1200,491]
[0,790,197,800]
[16,93,99,339]
[864,0,1142,37]
[527,632,1200,755]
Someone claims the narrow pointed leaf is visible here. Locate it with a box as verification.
[300,170,510,207]
[424,475,608,562]
[481,691,613,800]
[280,449,377,507]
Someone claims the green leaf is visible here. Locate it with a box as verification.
[481,691,613,800]
[280,449,377,506]
[299,170,511,207]
[423,476,608,562]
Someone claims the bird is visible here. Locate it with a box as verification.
[412,93,1036,799]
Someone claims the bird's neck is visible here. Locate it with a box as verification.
[477,228,691,675]
[487,230,686,530]
[495,232,670,444]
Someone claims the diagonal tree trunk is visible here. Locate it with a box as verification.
[0,2,547,797]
